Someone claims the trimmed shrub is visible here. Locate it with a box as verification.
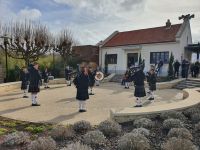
[83,130,107,148]
[118,132,150,150]
[163,119,184,130]
[195,122,200,131]
[28,137,56,150]
[73,120,91,134]
[183,107,200,118]
[61,142,92,150]
[160,111,186,121]
[167,128,193,140]
[191,113,200,123]
[50,126,74,141]
[131,128,150,137]
[98,120,121,137]
[162,137,197,150]
[134,118,154,129]
[2,131,30,147]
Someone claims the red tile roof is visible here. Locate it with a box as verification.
[103,24,182,47]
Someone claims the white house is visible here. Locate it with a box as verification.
[99,18,193,76]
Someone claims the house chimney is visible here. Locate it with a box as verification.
[166,19,171,29]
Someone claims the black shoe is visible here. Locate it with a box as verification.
[124,87,127,89]
[89,93,94,95]
[47,86,50,88]
[32,103,40,106]
[67,85,71,86]
[134,105,142,107]
[23,96,29,98]
[96,85,99,86]
[148,97,154,101]
[79,109,86,112]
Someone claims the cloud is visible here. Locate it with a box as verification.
[18,7,42,20]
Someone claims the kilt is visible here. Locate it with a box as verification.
[44,78,49,83]
[89,80,95,87]
[21,81,28,90]
[149,83,156,91]
[134,85,146,97]
[76,88,89,101]
[28,85,40,93]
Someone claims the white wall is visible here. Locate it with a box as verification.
[99,22,193,75]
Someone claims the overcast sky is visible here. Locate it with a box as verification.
[0,0,199,45]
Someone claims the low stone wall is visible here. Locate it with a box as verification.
[111,88,200,123]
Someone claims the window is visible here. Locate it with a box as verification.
[107,54,117,64]
[150,52,169,64]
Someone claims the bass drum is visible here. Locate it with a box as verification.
[95,71,104,81]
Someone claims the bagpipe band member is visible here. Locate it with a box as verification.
[88,68,96,95]
[65,66,72,86]
[20,67,30,98]
[73,64,90,112]
[130,66,146,107]
[28,62,42,106]
[42,67,50,88]
[146,68,157,101]
[124,69,131,89]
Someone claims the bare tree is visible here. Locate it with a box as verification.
[0,20,51,66]
[54,29,74,68]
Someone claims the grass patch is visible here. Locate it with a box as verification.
[0,121,17,128]
[25,125,46,134]
[0,128,8,135]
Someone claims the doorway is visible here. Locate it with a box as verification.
[127,53,138,68]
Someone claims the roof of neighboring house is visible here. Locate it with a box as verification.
[102,24,182,47]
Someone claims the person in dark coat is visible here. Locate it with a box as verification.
[88,68,96,95]
[73,65,90,112]
[194,61,200,78]
[173,60,180,78]
[28,62,42,106]
[20,67,29,98]
[65,66,72,86]
[131,68,146,107]
[42,67,50,88]
[146,69,157,101]
[181,59,190,78]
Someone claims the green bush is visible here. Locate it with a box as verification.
[28,137,56,150]
[73,120,92,134]
[98,120,122,137]
[0,128,8,135]
[167,128,193,140]
[163,119,184,130]
[134,118,154,129]
[2,131,30,147]
[118,132,150,150]
[61,142,92,150]
[83,130,107,148]
[162,137,197,150]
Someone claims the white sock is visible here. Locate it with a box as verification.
[31,94,36,104]
[79,101,83,110]
[23,90,27,96]
[136,98,142,105]
[82,101,86,110]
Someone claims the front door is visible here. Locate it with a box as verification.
[127,53,138,68]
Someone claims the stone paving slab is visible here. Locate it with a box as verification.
[0,83,183,125]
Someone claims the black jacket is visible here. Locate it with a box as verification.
[131,70,145,86]
[73,72,90,100]
[28,67,42,93]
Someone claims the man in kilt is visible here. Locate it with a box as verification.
[73,65,90,112]
[88,68,96,95]
[124,69,131,89]
[28,62,42,106]
[20,67,30,98]
[65,66,72,86]
[42,67,50,88]
[131,67,146,107]
[146,68,157,101]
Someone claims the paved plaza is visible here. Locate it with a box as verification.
[0,83,183,125]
